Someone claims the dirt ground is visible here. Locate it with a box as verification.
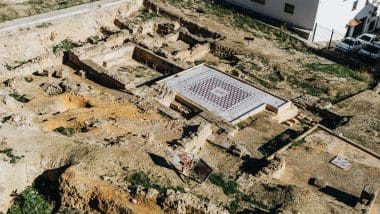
[157,0,373,103]
[331,90,380,153]
[275,128,380,213]
[0,0,379,213]
[0,0,101,23]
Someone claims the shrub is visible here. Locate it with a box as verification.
[129,171,152,189]
[304,62,369,82]
[0,148,24,164]
[209,173,238,195]
[228,198,240,213]
[8,186,53,214]
[52,39,80,54]
[209,173,268,211]
[4,59,32,71]
[53,127,76,136]
[291,140,305,148]
[9,93,30,103]
[137,9,158,22]
[24,76,33,83]
[127,171,185,194]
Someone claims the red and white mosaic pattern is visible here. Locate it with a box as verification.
[164,65,286,122]
[186,76,251,110]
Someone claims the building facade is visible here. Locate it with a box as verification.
[223,0,380,42]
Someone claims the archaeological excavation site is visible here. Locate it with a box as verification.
[0,0,379,213]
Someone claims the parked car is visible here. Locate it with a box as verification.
[335,37,362,54]
[356,33,378,44]
[358,41,380,61]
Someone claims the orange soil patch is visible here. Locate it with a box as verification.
[39,93,163,130]
[61,168,164,214]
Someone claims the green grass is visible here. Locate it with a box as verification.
[137,9,159,22]
[209,173,238,196]
[194,60,217,66]
[52,39,80,54]
[167,0,309,53]
[298,118,311,127]
[0,148,24,164]
[53,127,76,136]
[127,171,184,194]
[288,76,329,97]
[240,194,267,209]
[0,0,101,23]
[228,194,268,213]
[129,171,152,189]
[304,62,369,82]
[36,22,52,28]
[4,60,32,71]
[9,93,30,103]
[228,198,240,213]
[253,76,277,89]
[24,76,33,83]
[209,173,268,212]
[8,186,53,214]
[290,140,305,148]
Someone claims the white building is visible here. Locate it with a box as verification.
[223,0,380,42]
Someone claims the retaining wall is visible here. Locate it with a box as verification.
[132,46,184,75]
[0,0,143,71]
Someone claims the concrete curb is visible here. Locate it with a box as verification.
[0,0,130,33]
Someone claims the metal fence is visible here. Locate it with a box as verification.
[311,23,346,48]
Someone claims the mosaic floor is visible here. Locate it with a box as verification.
[164,65,286,122]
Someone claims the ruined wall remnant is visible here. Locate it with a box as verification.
[155,83,177,107]
[177,122,212,154]
[143,0,223,40]
[0,53,64,80]
[156,23,177,36]
[356,184,379,214]
[66,41,187,90]
[373,82,380,94]
[178,28,214,47]
[66,52,127,90]
[272,102,299,124]
[210,43,240,64]
[0,0,143,70]
[162,191,228,214]
[255,155,285,179]
[132,46,184,75]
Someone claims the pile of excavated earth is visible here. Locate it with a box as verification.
[0,0,379,213]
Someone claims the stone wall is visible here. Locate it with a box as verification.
[273,101,299,124]
[0,0,143,70]
[66,52,126,90]
[177,122,212,154]
[162,191,228,214]
[155,83,177,107]
[143,0,223,40]
[0,52,63,81]
[355,184,379,214]
[132,46,184,75]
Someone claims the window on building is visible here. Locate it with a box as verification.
[284,3,295,14]
[369,21,376,31]
[352,0,358,10]
[251,0,265,5]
